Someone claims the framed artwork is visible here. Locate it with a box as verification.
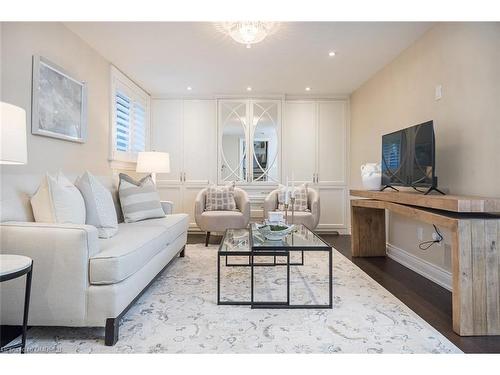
[32,55,87,143]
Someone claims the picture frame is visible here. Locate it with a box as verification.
[31,55,87,143]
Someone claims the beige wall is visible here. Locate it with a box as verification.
[1,22,111,176]
[350,23,500,277]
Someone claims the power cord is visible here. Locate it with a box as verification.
[418,224,443,250]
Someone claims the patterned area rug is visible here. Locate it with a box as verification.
[9,244,461,353]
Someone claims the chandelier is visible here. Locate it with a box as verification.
[216,22,280,48]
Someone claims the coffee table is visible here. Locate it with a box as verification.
[217,223,332,309]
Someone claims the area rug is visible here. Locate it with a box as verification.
[9,244,461,353]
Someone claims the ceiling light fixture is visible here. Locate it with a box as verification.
[246,86,252,91]
[187,86,192,91]
[305,87,311,91]
[216,22,280,48]
[328,51,336,57]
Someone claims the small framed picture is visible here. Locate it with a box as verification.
[32,55,87,143]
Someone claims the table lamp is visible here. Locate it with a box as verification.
[136,151,170,184]
[1,102,27,165]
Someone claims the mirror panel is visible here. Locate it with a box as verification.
[252,101,279,182]
[220,101,247,182]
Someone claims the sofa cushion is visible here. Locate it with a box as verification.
[90,213,188,285]
[198,210,247,232]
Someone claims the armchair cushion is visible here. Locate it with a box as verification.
[198,211,248,232]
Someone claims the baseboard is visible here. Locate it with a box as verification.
[386,243,452,291]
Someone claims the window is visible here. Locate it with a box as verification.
[110,66,150,163]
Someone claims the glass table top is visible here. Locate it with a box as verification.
[218,224,331,254]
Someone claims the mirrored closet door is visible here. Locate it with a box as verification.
[218,99,281,185]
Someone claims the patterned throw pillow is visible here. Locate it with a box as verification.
[118,174,165,223]
[277,183,309,212]
[205,183,237,211]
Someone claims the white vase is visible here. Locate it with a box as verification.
[361,163,381,191]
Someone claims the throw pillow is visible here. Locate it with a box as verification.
[75,171,118,239]
[205,183,237,211]
[277,183,309,212]
[118,173,165,223]
[31,171,86,224]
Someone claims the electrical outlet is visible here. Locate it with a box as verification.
[417,227,424,241]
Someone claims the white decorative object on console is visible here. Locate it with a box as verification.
[360,163,382,191]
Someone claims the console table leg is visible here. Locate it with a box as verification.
[351,205,386,257]
[453,219,500,336]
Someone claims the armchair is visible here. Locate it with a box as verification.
[263,187,320,229]
[194,187,250,246]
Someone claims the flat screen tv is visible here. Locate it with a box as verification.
[381,121,442,194]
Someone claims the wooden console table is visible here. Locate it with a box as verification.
[350,189,500,336]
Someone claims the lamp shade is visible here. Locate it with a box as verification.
[1,102,27,165]
[136,152,170,174]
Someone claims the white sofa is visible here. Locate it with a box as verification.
[0,175,188,346]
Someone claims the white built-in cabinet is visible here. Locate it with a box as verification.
[151,99,216,229]
[151,98,348,233]
[283,100,348,232]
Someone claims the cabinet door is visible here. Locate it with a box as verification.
[317,187,347,231]
[183,100,216,184]
[317,101,347,185]
[151,99,183,184]
[283,101,317,183]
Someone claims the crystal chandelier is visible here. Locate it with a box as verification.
[216,22,280,48]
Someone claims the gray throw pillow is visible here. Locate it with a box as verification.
[118,174,165,223]
[205,183,237,211]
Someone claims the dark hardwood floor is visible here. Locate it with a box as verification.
[3,233,499,353]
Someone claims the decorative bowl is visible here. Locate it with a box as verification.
[256,223,296,241]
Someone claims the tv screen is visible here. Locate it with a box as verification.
[381,121,436,188]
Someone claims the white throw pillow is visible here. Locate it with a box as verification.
[75,171,118,239]
[31,172,86,224]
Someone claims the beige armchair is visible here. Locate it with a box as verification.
[195,187,250,246]
[263,188,320,230]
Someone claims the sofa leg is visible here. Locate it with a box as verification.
[179,246,185,258]
[105,318,119,346]
[205,232,210,247]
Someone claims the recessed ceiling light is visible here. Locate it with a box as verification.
[187,86,192,91]
[247,86,252,91]
[328,51,336,57]
[305,87,311,91]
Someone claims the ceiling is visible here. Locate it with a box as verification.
[65,22,433,97]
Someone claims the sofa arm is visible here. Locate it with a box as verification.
[160,200,174,215]
[0,222,99,326]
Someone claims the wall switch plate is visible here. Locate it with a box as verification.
[435,85,443,100]
[417,227,424,241]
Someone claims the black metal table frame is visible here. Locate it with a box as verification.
[217,227,332,309]
[0,260,33,354]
